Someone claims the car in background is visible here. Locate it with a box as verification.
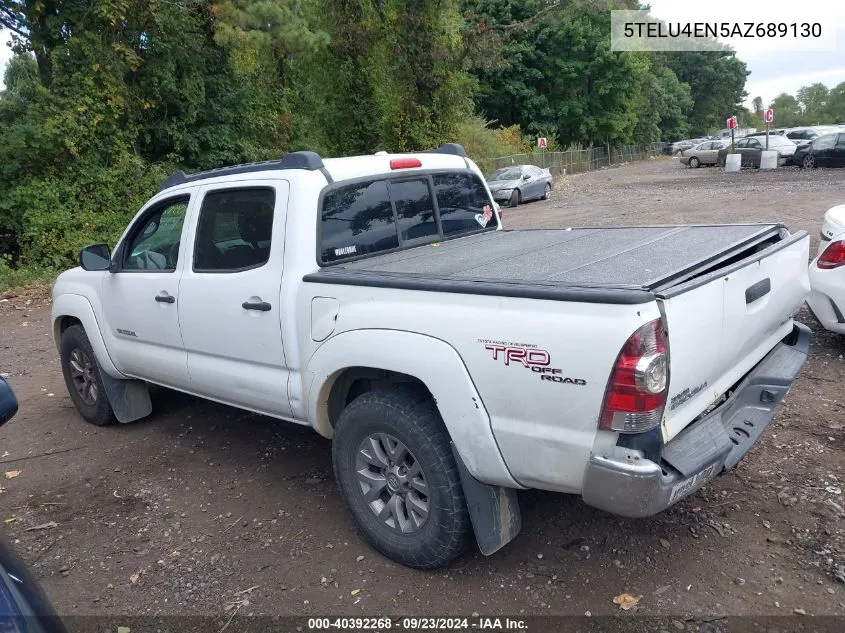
[785,127,821,143]
[486,165,553,208]
[0,377,69,632]
[807,204,845,335]
[670,138,708,154]
[717,134,797,168]
[793,132,845,169]
[670,140,695,154]
[679,140,727,168]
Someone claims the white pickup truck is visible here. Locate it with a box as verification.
[52,144,812,569]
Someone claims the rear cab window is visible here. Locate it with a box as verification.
[320,171,496,264]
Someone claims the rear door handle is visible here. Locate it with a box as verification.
[155,294,175,304]
[242,301,271,312]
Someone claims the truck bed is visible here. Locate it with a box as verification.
[303,224,785,305]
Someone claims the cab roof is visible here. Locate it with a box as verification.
[157,143,471,193]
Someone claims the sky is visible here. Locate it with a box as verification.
[2,3,845,106]
[645,0,845,109]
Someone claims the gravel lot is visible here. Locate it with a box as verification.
[1,158,844,628]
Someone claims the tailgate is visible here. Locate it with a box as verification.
[657,230,810,442]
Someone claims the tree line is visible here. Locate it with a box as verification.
[0,0,748,275]
[757,83,845,128]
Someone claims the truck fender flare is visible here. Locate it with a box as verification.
[51,293,122,378]
[51,294,151,424]
[304,329,520,489]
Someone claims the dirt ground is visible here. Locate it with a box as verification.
[1,158,844,626]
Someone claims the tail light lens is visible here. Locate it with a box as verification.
[817,240,845,269]
[599,318,669,433]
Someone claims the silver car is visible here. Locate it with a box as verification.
[486,165,553,208]
[679,140,727,167]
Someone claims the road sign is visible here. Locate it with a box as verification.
[727,116,737,130]
[765,109,774,123]
[537,137,548,149]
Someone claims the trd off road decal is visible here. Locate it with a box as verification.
[478,339,586,386]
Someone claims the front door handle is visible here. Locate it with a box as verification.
[155,294,175,304]
[242,301,271,312]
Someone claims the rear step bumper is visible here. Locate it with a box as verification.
[582,322,811,518]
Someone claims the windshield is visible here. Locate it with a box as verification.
[489,168,522,181]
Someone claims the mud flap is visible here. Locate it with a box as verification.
[99,371,152,424]
[450,443,522,556]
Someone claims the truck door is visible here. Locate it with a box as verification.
[99,193,195,388]
[177,182,293,418]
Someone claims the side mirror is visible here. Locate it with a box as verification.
[79,244,112,271]
[0,377,18,427]
[522,174,531,181]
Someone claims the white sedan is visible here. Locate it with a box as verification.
[807,203,845,335]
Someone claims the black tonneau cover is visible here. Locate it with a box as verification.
[302,225,784,305]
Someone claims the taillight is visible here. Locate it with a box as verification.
[390,158,422,170]
[599,318,669,433]
[817,240,845,269]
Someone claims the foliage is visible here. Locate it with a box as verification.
[1,0,751,274]
[769,93,802,127]
[453,115,529,160]
[767,82,845,127]
[660,51,749,135]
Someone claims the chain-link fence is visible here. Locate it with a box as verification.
[475,143,663,176]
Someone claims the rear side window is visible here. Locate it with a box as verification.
[194,188,275,272]
[320,171,495,264]
[321,180,398,263]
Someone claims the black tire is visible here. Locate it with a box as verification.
[332,385,472,569]
[508,189,520,208]
[689,157,700,169]
[60,324,116,426]
[543,183,552,200]
[803,154,816,169]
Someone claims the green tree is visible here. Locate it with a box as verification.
[827,81,845,123]
[797,83,829,125]
[751,96,763,119]
[769,93,802,127]
[662,51,749,134]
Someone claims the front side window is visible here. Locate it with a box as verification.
[193,188,275,272]
[814,134,836,150]
[123,197,189,271]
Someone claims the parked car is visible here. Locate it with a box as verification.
[486,165,552,208]
[717,134,797,167]
[785,127,820,142]
[670,140,696,154]
[807,204,845,335]
[679,140,727,168]
[52,143,811,569]
[793,133,845,169]
[0,377,70,632]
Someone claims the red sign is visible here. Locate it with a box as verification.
[727,116,737,130]
[537,137,548,149]
[764,108,774,123]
